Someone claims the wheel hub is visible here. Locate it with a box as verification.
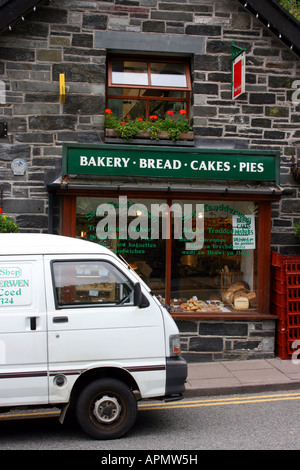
[93,395,121,424]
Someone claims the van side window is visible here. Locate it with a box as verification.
[52,261,134,307]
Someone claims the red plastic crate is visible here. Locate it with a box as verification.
[276,327,286,340]
[271,278,286,294]
[276,345,290,360]
[287,302,300,314]
[287,313,300,324]
[285,261,300,273]
[271,266,286,282]
[271,251,284,267]
[276,318,286,331]
[271,302,286,320]
[286,274,300,287]
[271,291,286,307]
[272,252,300,268]
[287,338,300,356]
[287,288,300,301]
[271,252,300,359]
[275,331,291,359]
[286,327,300,341]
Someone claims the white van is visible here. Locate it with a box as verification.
[0,233,187,439]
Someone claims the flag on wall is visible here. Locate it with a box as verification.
[231,43,246,100]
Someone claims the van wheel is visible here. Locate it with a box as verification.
[76,378,137,440]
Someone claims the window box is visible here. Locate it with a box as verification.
[105,128,194,142]
[104,108,193,143]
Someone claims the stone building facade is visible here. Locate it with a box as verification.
[1,0,300,361]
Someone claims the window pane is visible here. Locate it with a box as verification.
[108,88,185,99]
[149,100,186,118]
[76,197,167,297]
[119,198,167,297]
[111,60,148,86]
[53,260,134,306]
[151,62,187,88]
[107,89,187,120]
[107,97,147,120]
[170,200,257,314]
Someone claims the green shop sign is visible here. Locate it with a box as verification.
[62,143,280,184]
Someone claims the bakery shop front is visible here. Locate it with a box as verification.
[48,143,281,361]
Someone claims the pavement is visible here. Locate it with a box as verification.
[184,357,300,397]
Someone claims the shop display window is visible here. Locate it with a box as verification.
[76,196,259,315]
[76,197,167,296]
[170,200,257,315]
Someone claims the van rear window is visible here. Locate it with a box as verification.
[52,260,134,307]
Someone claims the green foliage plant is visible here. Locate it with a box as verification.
[294,222,300,241]
[0,214,19,232]
[104,109,192,143]
[278,0,300,22]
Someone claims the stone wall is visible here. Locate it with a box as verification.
[0,0,299,249]
[178,319,276,361]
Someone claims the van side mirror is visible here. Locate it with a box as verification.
[134,283,149,308]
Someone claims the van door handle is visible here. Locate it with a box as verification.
[53,316,69,323]
[30,317,37,330]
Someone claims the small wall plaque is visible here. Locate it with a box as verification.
[11,158,27,175]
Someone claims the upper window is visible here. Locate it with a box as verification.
[109,59,190,89]
[107,56,191,121]
[52,260,134,307]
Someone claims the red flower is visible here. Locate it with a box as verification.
[105,108,112,114]
[149,115,158,120]
[179,109,187,115]
[137,117,143,121]
[120,122,125,126]
[166,110,174,116]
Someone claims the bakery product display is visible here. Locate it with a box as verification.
[179,298,224,313]
[234,295,249,309]
[167,281,257,314]
[246,291,257,307]
[221,282,256,310]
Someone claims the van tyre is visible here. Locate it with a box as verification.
[76,378,137,440]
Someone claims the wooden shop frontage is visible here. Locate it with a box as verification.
[48,143,281,361]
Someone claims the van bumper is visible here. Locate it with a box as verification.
[165,356,187,397]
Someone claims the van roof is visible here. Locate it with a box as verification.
[0,233,111,256]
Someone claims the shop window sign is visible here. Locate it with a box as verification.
[76,197,258,312]
[232,214,255,250]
